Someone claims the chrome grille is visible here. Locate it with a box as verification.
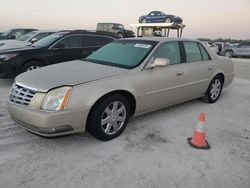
[9,84,36,106]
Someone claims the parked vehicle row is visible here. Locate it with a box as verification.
[0,30,56,50]
[199,40,250,58]
[7,38,234,140]
[0,28,37,40]
[220,41,250,58]
[0,30,118,78]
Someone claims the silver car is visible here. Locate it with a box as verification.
[7,38,234,140]
[221,41,250,58]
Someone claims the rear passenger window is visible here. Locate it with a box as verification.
[198,43,211,61]
[183,42,202,62]
[82,35,114,46]
[154,42,181,65]
[58,35,82,48]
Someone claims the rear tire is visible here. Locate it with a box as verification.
[87,94,130,141]
[224,50,233,58]
[20,61,43,73]
[203,75,223,103]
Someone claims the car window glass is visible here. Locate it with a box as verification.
[117,25,124,29]
[198,43,211,61]
[154,42,181,65]
[103,24,109,31]
[32,33,49,41]
[108,24,114,31]
[12,30,25,39]
[58,35,82,48]
[183,41,202,62]
[97,24,103,30]
[82,35,114,46]
[17,31,37,41]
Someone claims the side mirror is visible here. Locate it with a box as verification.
[149,58,170,69]
[30,38,37,43]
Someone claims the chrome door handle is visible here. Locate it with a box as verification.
[176,72,184,76]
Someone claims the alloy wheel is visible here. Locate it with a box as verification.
[210,79,222,100]
[101,101,127,135]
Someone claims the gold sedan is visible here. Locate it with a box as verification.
[7,38,234,140]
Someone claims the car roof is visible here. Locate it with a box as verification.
[11,28,37,31]
[119,37,199,43]
[60,30,119,39]
[97,23,123,25]
[35,30,58,33]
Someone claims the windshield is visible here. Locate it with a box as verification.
[85,40,157,69]
[32,32,67,47]
[17,31,37,41]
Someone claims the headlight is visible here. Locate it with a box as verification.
[0,53,19,61]
[41,87,72,111]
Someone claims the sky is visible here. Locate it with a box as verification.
[0,0,250,39]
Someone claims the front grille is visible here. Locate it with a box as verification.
[9,84,36,106]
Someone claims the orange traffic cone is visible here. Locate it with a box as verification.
[187,113,210,150]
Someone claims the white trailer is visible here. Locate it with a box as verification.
[130,23,185,38]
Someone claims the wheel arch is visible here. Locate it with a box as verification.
[86,90,137,128]
[211,72,225,86]
[19,58,47,69]
[90,90,136,115]
[224,49,234,56]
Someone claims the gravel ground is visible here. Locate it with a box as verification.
[0,59,250,188]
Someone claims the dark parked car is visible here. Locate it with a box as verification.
[96,23,134,38]
[139,11,183,24]
[220,41,250,58]
[0,30,118,78]
[0,28,37,40]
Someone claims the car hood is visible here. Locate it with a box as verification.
[0,40,31,50]
[0,46,39,54]
[15,60,129,92]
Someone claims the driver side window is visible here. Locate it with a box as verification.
[154,42,181,65]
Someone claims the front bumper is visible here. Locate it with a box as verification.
[7,102,89,137]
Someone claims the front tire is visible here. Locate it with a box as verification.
[87,95,130,141]
[203,75,223,103]
[141,18,147,23]
[20,61,43,73]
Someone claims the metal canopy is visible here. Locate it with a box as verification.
[130,23,186,38]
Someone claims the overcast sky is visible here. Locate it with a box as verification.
[0,0,250,39]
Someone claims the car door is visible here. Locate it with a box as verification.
[156,12,165,22]
[180,41,215,99]
[49,35,83,64]
[148,12,158,22]
[139,42,187,112]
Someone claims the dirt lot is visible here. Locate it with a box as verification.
[0,58,250,188]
